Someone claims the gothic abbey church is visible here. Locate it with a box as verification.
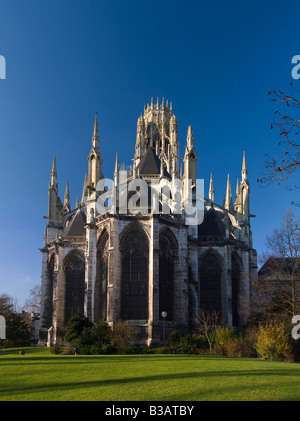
[39,99,257,346]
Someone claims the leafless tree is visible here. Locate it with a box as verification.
[22,284,41,314]
[258,85,300,206]
[256,210,300,317]
[194,309,220,352]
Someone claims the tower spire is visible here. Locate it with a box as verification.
[63,179,70,213]
[81,174,87,203]
[242,150,248,181]
[209,173,215,204]
[236,178,240,196]
[51,155,57,186]
[224,174,233,212]
[114,152,119,175]
[92,112,99,149]
[48,155,63,222]
[187,125,194,150]
[114,152,119,189]
[88,113,103,195]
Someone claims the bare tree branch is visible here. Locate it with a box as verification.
[256,210,300,317]
[258,85,300,206]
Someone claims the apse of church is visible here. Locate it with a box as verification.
[39,99,257,346]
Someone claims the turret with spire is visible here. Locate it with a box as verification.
[208,173,215,204]
[87,113,103,198]
[134,98,179,177]
[51,154,57,186]
[242,150,248,182]
[240,151,250,217]
[186,125,194,150]
[224,174,233,212]
[48,155,63,223]
[182,125,197,203]
[81,174,88,204]
[63,179,71,214]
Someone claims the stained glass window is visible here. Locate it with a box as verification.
[121,230,149,320]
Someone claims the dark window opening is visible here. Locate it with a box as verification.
[199,253,222,314]
[65,254,85,324]
[159,234,175,321]
[121,230,149,320]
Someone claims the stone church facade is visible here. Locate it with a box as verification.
[39,99,257,346]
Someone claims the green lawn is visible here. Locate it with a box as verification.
[1,347,300,401]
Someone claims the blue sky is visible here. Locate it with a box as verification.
[0,0,299,306]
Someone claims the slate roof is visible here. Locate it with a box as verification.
[62,210,86,237]
[258,257,300,278]
[137,147,171,178]
[198,207,226,237]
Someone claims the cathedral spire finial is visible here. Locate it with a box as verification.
[64,179,70,205]
[81,174,87,203]
[88,113,103,192]
[51,155,57,185]
[92,112,100,149]
[236,178,240,196]
[187,125,194,150]
[224,174,233,212]
[93,112,98,136]
[114,152,119,175]
[242,150,248,181]
[209,173,215,203]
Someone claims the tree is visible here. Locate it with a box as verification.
[64,313,93,344]
[0,293,20,315]
[89,320,111,346]
[111,320,139,353]
[259,86,300,205]
[256,210,300,318]
[193,309,220,352]
[256,323,292,361]
[5,312,30,347]
[0,294,15,317]
[0,294,29,347]
[23,285,41,314]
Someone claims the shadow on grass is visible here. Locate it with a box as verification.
[2,367,300,398]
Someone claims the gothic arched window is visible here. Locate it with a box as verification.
[231,254,241,326]
[64,253,85,323]
[95,230,109,321]
[159,231,177,321]
[199,252,222,314]
[120,228,149,321]
[43,255,55,329]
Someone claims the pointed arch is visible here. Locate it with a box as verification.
[95,229,109,321]
[119,221,149,249]
[64,250,85,323]
[159,227,178,321]
[199,249,223,315]
[120,222,149,321]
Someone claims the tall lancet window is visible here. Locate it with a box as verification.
[44,255,55,328]
[231,254,241,327]
[199,252,222,315]
[64,253,85,323]
[95,230,109,321]
[159,230,177,321]
[120,228,149,321]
